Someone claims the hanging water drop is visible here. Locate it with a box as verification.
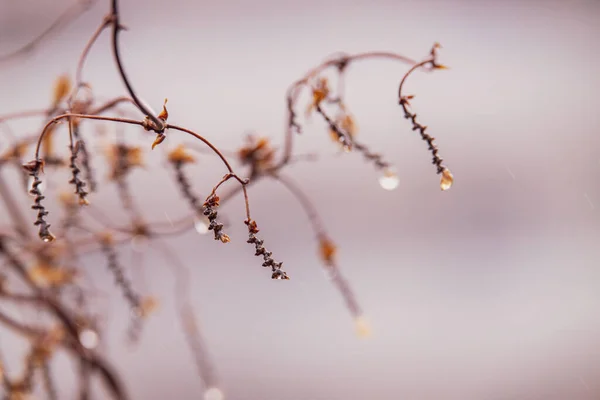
[440,168,453,191]
[194,216,209,235]
[40,230,56,243]
[204,387,224,400]
[354,315,372,338]
[378,169,399,191]
[79,328,99,349]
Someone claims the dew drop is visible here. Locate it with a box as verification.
[194,216,209,235]
[378,169,399,191]
[440,168,454,191]
[204,387,224,400]
[40,231,56,243]
[79,329,99,349]
[354,315,372,338]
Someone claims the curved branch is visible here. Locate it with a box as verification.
[109,0,163,128]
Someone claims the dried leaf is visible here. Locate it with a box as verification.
[52,74,72,107]
[29,264,77,286]
[305,77,329,118]
[318,237,337,265]
[219,234,230,243]
[151,134,166,150]
[58,191,77,207]
[0,141,28,162]
[167,144,195,164]
[139,296,159,318]
[158,98,169,121]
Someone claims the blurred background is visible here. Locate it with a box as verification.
[0,0,599,399]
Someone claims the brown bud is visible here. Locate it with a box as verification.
[22,159,44,174]
[151,134,166,150]
[219,234,231,243]
[245,219,259,234]
[167,144,195,164]
[319,237,337,265]
[158,98,169,121]
[52,74,72,106]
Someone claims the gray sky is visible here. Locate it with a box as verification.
[0,0,599,399]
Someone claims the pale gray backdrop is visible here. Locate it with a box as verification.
[0,0,599,399]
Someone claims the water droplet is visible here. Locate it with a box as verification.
[79,329,99,349]
[354,315,372,338]
[204,387,224,400]
[42,235,54,243]
[440,168,453,191]
[378,169,399,191]
[194,216,209,235]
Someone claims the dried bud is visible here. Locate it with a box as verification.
[244,219,259,234]
[319,237,337,265]
[0,141,28,162]
[22,159,44,174]
[139,296,159,318]
[58,191,77,207]
[306,77,330,117]
[158,98,169,121]
[204,194,220,208]
[312,77,329,105]
[99,232,114,245]
[237,135,275,170]
[29,264,77,286]
[52,74,72,106]
[219,234,231,243]
[167,145,195,164]
[330,112,358,148]
[151,134,166,150]
[340,114,357,138]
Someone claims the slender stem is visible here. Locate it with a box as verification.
[166,124,236,175]
[269,173,326,238]
[153,240,220,389]
[0,109,49,123]
[277,51,419,168]
[34,113,143,159]
[74,16,113,90]
[110,0,162,128]
[397,59,431,100]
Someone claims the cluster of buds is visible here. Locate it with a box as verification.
[203,194,230,243]
[245,219,288,280]
[145,99,169,148]
[306,77,330,118]
[23,159,54,242]
[68,140,89,205]
[237,135,276,172]
[106,143,143,181]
